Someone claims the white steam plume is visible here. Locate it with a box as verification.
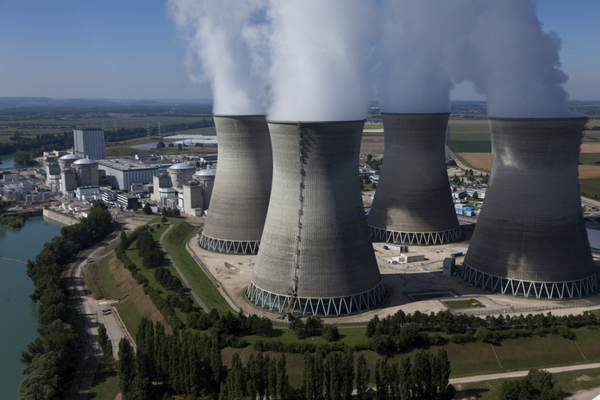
[266,0,379,122]
[376,0,455,114]
[447,0,573,118]
[167,0,269,115]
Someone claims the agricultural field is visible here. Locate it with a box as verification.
[360,135,385,155]
[455,152,491,172]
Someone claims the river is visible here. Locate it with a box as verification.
[0,216,64,398]
[0,153,15,169]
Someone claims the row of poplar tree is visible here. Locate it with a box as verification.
[113,318,453,399]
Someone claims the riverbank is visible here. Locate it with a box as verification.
[43,208,79,226]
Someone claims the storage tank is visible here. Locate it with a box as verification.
[167,163,195,189]
[199,115,272,255]
[247,120,385,316]
[462,117,598,298]
[72,158,99,187]
[368,113,461,244]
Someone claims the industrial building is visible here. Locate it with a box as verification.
[247,120,385,317]
[368,113,462,245]
[97,159,157,190]
[461,118,598,299]
[73,128,105,160]
[199,115,273,255]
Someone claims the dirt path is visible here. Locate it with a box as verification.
[450,362,600,385]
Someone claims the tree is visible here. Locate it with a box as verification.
[322,324,341,342]
[14,150,33,166]
[156,140,166,149]
[127,373,155,400]
[118,338,136,397]
[356,354,370,400]
[143,202,153,215]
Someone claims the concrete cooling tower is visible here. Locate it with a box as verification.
[247,120,385,316]
[461,117,598,299]
[199,115,272,254]
[368,113,461,245]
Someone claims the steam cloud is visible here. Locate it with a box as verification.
[376,0,455,114]
[169,0,574,120]
[167,0,269,115]
[266,0,379,121]
[445,0,573,118]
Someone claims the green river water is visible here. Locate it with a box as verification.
[0,216,64,399]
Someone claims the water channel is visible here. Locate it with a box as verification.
[0,153,15,169]
[0,216,64,397]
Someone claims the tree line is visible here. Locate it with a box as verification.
[18,201,114,399]
[364,309,599,355]
[0,131,72,156]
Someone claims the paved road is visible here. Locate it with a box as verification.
[68,234,132,400]
[159,223,210,313]
[450,362,600,385]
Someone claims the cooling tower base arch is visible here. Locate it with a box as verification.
[369,225,462,245]
[199,233,260,255]
[246,282,386,317]
[461,264,599,299]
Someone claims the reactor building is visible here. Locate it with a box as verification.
[246,120,385,316]
[461,117,598,299]
[368,113,461,245]
[199,115,273,255]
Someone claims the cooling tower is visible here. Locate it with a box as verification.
[199,115,272,255]
[461,117,598,299]
[368,113,461,244]
[247,120,385,316]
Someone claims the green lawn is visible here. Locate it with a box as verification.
[443,299,485,310]
[88,370,120,400]
[163,222,233,315]
[493,335,586,371]
[85,254,122,300]
[456,367,600,399]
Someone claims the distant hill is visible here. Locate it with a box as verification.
[0,97,212,109]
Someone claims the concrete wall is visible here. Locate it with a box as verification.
[43,208,79,226]
[368,113,460,244]
[463,118,597,297]
[248,120,384,315]
[199,115,273,254]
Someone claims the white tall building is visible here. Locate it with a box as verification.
[73,128,105,160]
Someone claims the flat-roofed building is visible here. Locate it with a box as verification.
[97,159,158,190]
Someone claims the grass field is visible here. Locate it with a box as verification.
[163,221,233,315]
[456,368,600,399]
[88,370,119,400]
[104,251,169,337]
[85,254,122,300]
[580,178,600,199]
[579,153,600,165]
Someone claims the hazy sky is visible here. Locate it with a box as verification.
[1,0,599,101]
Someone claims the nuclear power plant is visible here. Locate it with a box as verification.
[246,120,385,316]
[199,115,273,255]
[368,113,462,244]
[461,117,598,299]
